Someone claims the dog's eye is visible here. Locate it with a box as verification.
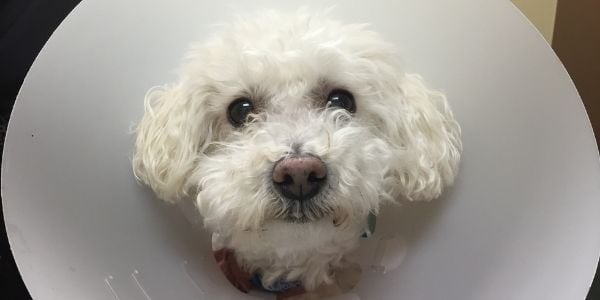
[326,89,356,113]
[227,98,254,127]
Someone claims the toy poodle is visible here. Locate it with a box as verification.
[132,10,461,298]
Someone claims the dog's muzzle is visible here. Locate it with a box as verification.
[272,154,327,202]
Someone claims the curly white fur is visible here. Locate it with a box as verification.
[132,10,461,291]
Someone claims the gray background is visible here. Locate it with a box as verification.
[2,0,599,299]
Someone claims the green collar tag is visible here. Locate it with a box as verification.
[361,213,376,238]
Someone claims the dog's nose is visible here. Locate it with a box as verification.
[272,155,327,201]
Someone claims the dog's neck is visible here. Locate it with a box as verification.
[212,215,374,291]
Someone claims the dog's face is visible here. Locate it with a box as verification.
[133,12,461,237]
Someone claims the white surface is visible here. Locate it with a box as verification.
[3,0,600,299]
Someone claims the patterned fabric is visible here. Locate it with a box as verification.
[250,273,302,293]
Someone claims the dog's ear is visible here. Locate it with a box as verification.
[382,74,462,201]
[132,84,210,203]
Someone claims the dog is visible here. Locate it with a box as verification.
[132,10,461,298]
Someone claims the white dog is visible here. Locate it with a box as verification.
[132,10,461,297]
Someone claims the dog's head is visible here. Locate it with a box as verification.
[132,11,461,236]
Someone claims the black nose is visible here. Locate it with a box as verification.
[272,155,327,201]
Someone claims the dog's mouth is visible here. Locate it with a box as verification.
[282,206,327,223]
[284,214,313,223]
[281,204,349,228]
[277,199,332,223]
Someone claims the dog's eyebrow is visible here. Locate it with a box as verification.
[230,86,268,108]
[309,78,351,102]
[202,84,220,95]
[247,85,268,100]
[308,78,332,99]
